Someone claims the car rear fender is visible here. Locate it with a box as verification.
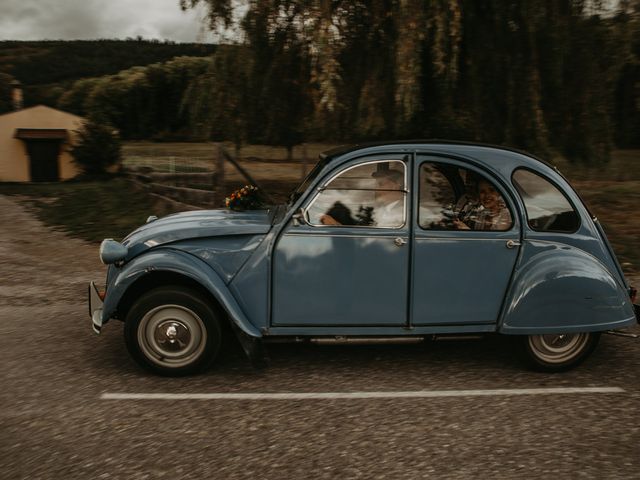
[500,240,636,334]
[102,248,262,338]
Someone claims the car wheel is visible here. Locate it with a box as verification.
[124,286,222,376]
[520,332,600,372]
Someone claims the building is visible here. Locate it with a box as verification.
[0,105,85,182]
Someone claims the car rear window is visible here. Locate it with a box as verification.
[512,169,580,233]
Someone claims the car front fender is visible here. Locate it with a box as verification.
[101,248,262,338]
[500,241,636,334]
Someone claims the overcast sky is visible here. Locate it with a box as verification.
[0,0,218,43]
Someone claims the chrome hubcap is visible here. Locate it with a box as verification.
[154,321,191,351]
[528,333,589,364]
[138,305,207,368]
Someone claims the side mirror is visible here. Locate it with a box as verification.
[292,208,308,226]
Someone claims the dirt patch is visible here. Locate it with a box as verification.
[0,195,105,307]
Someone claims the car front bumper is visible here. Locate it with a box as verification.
[88,281,104,335]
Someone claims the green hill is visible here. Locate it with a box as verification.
[0,39,216,107]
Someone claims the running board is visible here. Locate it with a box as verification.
[265,335,486,345]
[311,336,423,345]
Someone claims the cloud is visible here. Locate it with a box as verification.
[0,0,213,42]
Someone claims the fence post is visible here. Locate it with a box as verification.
[219,145,275,205]
[213,143,226,207]
[301,143,308,180]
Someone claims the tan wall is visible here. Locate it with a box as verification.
[0,105,85,182]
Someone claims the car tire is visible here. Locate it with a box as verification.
[519,332,600,372]
[124,286,222,376]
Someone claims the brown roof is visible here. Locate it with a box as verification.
[14,128,68,140]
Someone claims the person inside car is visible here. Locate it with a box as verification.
[453,178,511,231]
[321,168,405,227]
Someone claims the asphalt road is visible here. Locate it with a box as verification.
[1,195,639,480]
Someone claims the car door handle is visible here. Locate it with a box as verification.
[394,237,407,247]
[506,239,521,249]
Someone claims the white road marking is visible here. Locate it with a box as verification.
[101,387,625,400]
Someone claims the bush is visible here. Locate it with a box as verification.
[71,120,122,175]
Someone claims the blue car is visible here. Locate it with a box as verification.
[89,141,639,375]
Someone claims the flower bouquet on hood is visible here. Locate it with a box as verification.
[225,185,264,211]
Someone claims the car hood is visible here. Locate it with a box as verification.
[122,209,272,259]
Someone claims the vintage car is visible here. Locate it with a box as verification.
[89,141,639,376]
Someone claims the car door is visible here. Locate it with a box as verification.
[411,156,521,326]
[272,156,411,326]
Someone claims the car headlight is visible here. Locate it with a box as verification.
[99,239,128,265]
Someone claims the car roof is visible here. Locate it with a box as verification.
[319,139,555,170]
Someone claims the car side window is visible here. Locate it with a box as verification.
[512,169,580,233]
[306,160,406,228]
[419,163,513,231]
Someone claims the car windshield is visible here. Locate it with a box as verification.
[287,157,329,207]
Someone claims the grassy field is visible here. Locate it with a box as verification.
[0,178,184,242]
[1,144,638,277]
[122,141,335,179]
[552,151,640,276]
[572,180,640,276]
[123,141,336,164]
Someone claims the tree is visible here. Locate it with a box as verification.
[70,121,122,175]
[182,0,634,163]
[59,57,210,140]
[243,4,311,158]
[613,1,640,148]
[0,73,15,114]
[182,46,252,155]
